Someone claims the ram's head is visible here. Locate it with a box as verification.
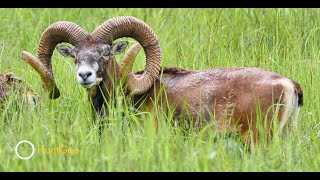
[22,16,161,99]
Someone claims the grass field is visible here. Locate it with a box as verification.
[0,8,319,172]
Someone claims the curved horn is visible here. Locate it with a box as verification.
[38,21,88,99]
[91,16,161,96]
[119,43,142,81]
[21,51,60,98]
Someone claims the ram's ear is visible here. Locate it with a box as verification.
[112,41,128,55]
[4,72,22,84]
[56,45,74,57]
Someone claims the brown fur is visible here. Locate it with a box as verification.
[132,67,303,147]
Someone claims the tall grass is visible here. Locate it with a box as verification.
[0,8,319,171]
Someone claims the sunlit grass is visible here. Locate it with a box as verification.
[0,8,319,171]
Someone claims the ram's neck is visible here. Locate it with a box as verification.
[87,59,120,119]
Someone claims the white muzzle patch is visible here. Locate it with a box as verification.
[76,63,99,89]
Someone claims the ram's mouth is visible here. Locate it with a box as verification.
[80,82,95,89]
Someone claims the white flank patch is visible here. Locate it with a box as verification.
[279,79,299,130]
[293,106,300,128]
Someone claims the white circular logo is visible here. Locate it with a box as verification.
[15,140,35,160]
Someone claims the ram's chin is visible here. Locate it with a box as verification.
[80,83,95,89]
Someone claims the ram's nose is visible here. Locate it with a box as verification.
[78,71,93,81]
